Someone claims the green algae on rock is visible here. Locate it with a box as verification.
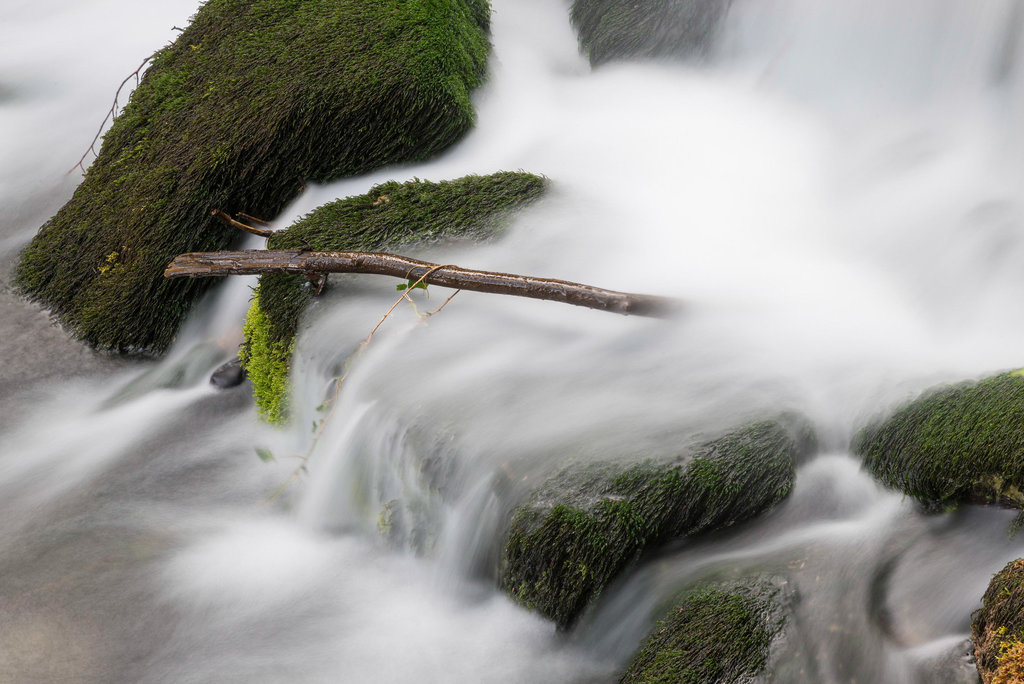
[621,580,785,684]
[972,559,1024,684]
[15,0,491,355]
[501,419,811,630]
[242,171,547,423]
[571,0,732,67]
[856,372,1024,510]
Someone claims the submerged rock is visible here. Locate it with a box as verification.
[241,171,547,424]
[210,358,245,389]
[972,559,1024,684]
[500,418,813,630]
[856,372,1024,510]
[621,580,786,684]
[571,0,732,66]
[15,0,491,355]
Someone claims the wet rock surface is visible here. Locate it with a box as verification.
[500,418,813,629]
[856,372,1024,510]
[210,358,245,389]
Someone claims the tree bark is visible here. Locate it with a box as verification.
[165,249,679,317]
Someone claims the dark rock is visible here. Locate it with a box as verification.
[972,558,1024,683]
[14,0,492,355]
[500,417,814,630]
[241,171,548,423]
[571,0,733,67]
[620,579,787,683]
[855,372,1024,510]
[210,358,245,389]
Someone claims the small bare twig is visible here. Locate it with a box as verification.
[237,212,271,227]
[425,290,461,318]
[69,55,155,176]
[210,209,274,238]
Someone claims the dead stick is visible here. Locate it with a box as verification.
[165,249,679,317]
[237,212,271,227]
[210,209,273,238]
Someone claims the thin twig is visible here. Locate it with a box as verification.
[424,290,461,318]
[237,212,271,227]
[210,209,274,238]
[69,55,154,176]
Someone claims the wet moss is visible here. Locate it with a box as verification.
[14,0,491,355]
[973,559,1024,683]
[856,372,1024,509]
[242,171,547,423]
[239,287,293,424]
[571,0,732,67]
[501,419,811,630]
[621,581,783,684]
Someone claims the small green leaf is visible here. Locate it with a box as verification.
[312,420,318,434]
[396,283,408,291]
[255,447,275,463]
[316,401,331,412]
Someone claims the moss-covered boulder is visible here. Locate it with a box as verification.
[621,580,785,683]
[501,419,812,630]
[856,372,1024,510]
[15,0,491,355]
[571,0,732,67]
[972,559,1024,684]
[242,171,547,423]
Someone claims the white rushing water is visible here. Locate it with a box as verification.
[3,0,1024,682]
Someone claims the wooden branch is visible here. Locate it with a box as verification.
[237,212,271,227]
[165,250,679,317]
[210,209,273,238]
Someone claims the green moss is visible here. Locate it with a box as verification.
[570,0,731,67]
[501,419,811,629]
[239,287,293,424]
[972,559,1024,683]
[856,373,1024,509]
[15,0,492,354]
[621,582,783,684]
[241,171,547,424]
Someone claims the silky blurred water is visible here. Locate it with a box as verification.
[2,0,1024,682]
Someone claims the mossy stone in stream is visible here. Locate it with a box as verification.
[621,580,784,684]
[242,171,547,423]
[501,419,812,630]
[856,372,1024,510]
[14,0,491,355]
[571,0,732,67]
[972,559,1024,684]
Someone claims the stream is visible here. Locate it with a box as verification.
[3,0,1024,682]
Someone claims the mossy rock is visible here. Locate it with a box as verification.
[242,171,547,423]
[14,0,491,355]
[501,418,812,630]
[856,372,1024,510]
[571,0,732,67]
[972,559,1024,684]
[621,580,785,684]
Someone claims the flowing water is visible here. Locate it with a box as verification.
[3,0,1024,682]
